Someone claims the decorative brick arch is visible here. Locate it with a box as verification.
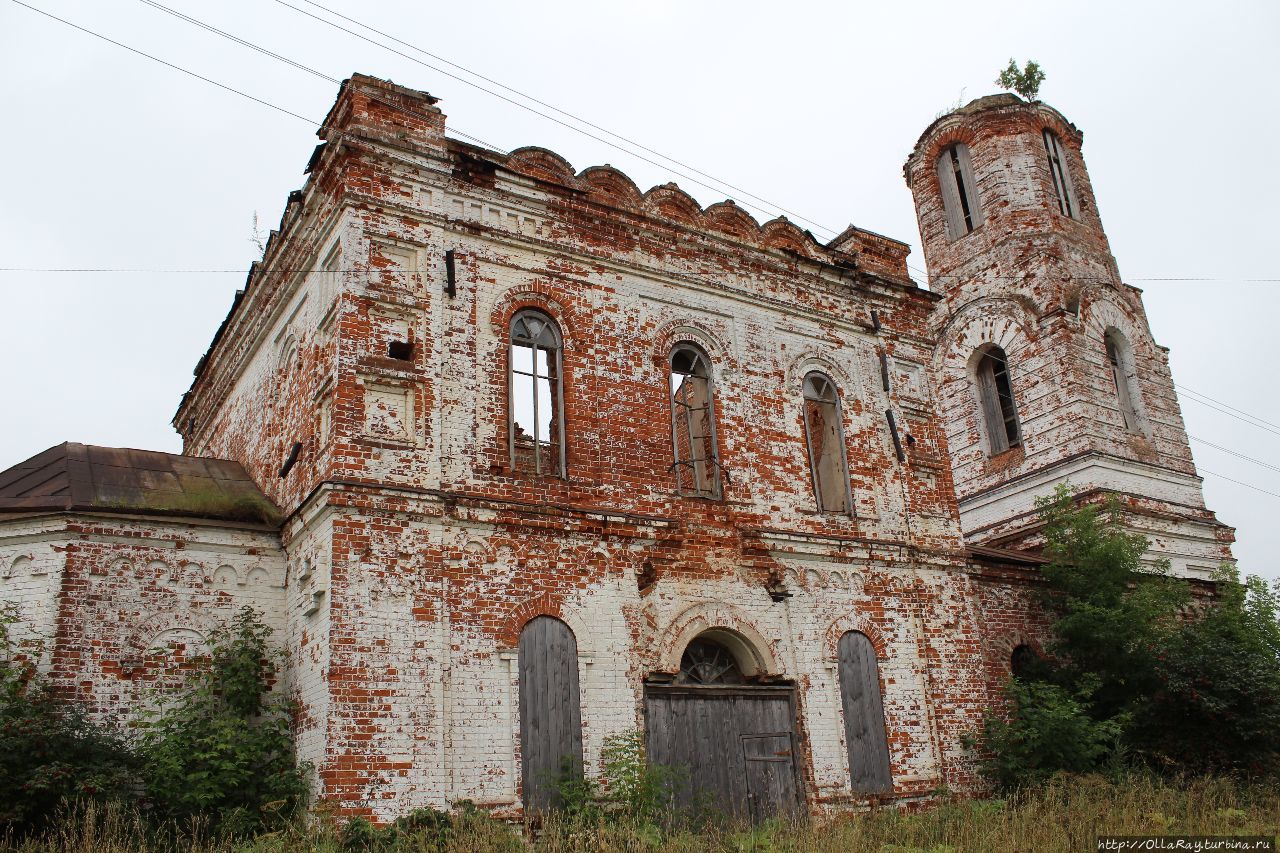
[656,601,780,677]
[653,318,729,373]
[488,285,582,351]
[786,350,857,392]
[823,612,890,662]
[497,592,595,656]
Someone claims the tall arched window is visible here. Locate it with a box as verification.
[802,372,851,514]
[975,345,1022,454]
[518,616,583,813]
[837,631,892,794]
[510,310,565,476]
[936,142,983,239]
[1104,330,1141,433]
[670,344,721,497]
[1042,129,1078,219]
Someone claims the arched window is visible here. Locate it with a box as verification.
[1042,129,1077,219]
[510,310,565,476]
[936,142,983,239]
[518,616,583,813]
[670,344,721,497]
[975,345,1021,454]
[802,372,851,514]
[1104,331,1141,433]
[1010,643,1040,680]
[837,631,892,794]
[676,636,745,685]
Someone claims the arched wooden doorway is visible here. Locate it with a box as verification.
[518,616,583,813]
[644,630,803,821]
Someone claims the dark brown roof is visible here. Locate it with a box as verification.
[966,544,1049,566]
[0,443,280,526]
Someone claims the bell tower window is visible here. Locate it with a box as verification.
[1042,129,1078,219]
[935,143,983,239]
[975,346,1022,454]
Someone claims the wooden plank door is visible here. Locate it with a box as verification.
[519,616,583,813]
[741,732,802,822]
[837,631,893,793]
[644,685,802,821]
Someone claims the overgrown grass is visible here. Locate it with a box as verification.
[4,774,1277,852]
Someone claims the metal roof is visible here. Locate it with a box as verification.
[0,442,280,526]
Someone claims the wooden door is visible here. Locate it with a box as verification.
[644,684,802,821]
[837,631,893,793]
[518,616,583,813]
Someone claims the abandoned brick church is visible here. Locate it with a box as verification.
[0,76,1234,820]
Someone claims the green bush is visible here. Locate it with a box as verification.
[977,678,1124,790]
[138,607,309,836]
[976,485,1280,787]
[0,606,138,835]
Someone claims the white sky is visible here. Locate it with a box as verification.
[2,0,1276,581]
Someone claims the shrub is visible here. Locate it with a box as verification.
[0,605,138,835]
[138,607,309,835]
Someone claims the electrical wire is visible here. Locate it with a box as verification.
[1177,384,1280,435]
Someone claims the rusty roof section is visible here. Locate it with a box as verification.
[966,543,1049,566]
[0,443,281,527]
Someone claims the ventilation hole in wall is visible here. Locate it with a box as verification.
[637,560,656,592]
[388,340,414,361]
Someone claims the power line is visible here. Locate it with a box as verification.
[9,0,317,125]
[1198,467,1280,501]
[1177,384,1280,434]
[10,0,504,154]
[1188,435,1280,476]
[267,0,837,236]
[282,0,842,239]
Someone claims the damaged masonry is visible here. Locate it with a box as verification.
[0,77,1233,821]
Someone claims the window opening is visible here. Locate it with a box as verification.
[802,373,851,513]
[676,637,744,685]
[1042,129,1077,218]
[670,345,722,497]
[936,143,983,238]
[510,310,564,476]
[976,346,1022,454]
[950,146,975,231]
[1106,333,1140,432]
[1011,644,1040,679]
[387,340,413,361]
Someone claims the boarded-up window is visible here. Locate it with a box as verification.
[510,310,565,476]
[518,616,583,813]
[670,345,721,497]
[935,143,983,239]
[975,346,1022,454]
[1042,129,1077,219]
[802,372,850,514]
[837,631,892,794]
[1105,331,1141,432]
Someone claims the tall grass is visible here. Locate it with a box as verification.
[4,774,1277,853]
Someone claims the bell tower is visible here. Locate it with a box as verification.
[905,94,1233,576]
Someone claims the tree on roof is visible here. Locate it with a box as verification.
[996,59,1046,101]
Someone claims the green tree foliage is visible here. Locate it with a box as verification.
[996,59,1046,101]
[1139,567,1280,775]
[978,485,1280,788]
[138,606,309,835]
[0,605,138,835]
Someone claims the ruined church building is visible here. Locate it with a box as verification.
[0,76,1233,821]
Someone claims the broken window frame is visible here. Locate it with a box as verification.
[935,142,983,239]
[801,372,853,515]
[509,309,566,477]
[975,345,1022,455]
[1042,129,1078,219]
[669,343,723,498]
[1105,331,1142,433]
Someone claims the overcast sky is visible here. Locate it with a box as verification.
[2,0,1276,580]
